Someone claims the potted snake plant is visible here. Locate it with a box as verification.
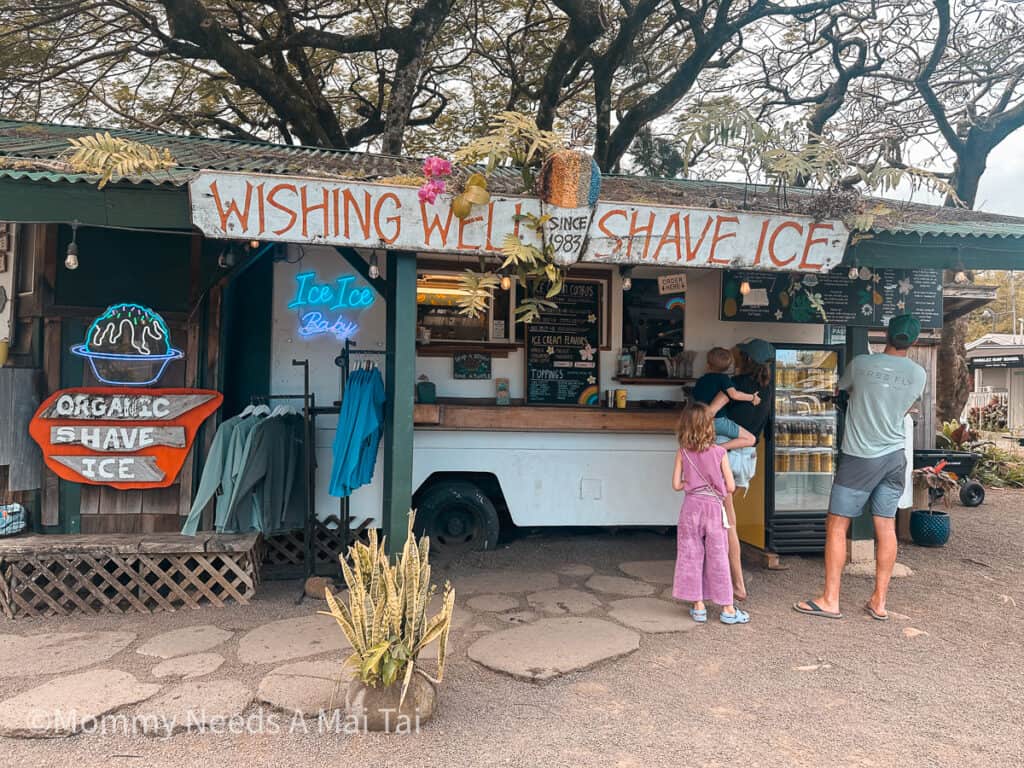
[320,512,455,732]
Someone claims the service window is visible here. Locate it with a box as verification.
[621,278,685,356]
[416,272,514,343]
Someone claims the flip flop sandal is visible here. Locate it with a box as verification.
[793,599,843,620]
[864,604,889,621]
[720,608,750,625]
[689,607,708,623]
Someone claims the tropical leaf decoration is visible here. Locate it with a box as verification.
[64,132,177,189]
[455,270,501,318]
[453,111,563,193]
[319,511,455,708]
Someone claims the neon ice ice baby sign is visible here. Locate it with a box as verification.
[288,271,376,341]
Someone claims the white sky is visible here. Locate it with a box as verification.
[974,129,1024,216]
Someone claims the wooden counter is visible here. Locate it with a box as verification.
[413,403,680,434]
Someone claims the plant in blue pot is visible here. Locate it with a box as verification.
[910,462,958,547]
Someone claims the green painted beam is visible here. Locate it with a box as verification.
[848,234,1024,271]
[59,318,87,534]
[382,250,417,556]
[0,178,191,230]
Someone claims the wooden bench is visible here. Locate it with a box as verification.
[0,532,261,619]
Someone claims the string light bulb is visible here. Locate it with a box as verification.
[368,252,381,280]
[847,265,859,280]
[500,275,512,291]
[249,239,260,249]
[64,222,79,270]
[954,269,968,284]
[621,267,633,292]
[739,280,751,295]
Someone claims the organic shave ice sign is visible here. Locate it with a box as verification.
[189,171,849,272]
[289,270,375,341]
[29,304,222,489]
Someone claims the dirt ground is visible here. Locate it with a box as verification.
[1,489,1022,768]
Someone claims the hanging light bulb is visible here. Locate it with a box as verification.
[368,252,381,279]
[500,275,512,291]
[64,222,79,270]
[847,265,859,280]
[249,239,260,249]
[739,280,751,296]
[954,269,968,284]
[621,267,633,291]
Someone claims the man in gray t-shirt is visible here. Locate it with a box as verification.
[796,315,926,622]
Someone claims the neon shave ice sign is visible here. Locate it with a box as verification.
[288,271,376,341]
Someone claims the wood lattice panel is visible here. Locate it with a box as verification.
[0,533,260,619]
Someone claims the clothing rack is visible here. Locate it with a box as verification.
[249,359,321,589]
[329,339,387,559]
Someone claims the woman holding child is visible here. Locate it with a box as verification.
[682,339,774,603]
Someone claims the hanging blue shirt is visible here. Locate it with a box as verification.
[330,368,385,497]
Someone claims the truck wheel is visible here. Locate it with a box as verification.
[959,480,985,507]
[415,481,501,553]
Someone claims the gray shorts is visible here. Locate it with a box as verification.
[829,449,907,520]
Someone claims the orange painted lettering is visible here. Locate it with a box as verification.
[300,186,329,238]
[651,213,682,261]
[752,220,770,266]
[343,190,372,240]
[769,221,804,267]
[421,202,454,247]
[458,214,484,250]
[627,211,656,260]
[484,202,498,251]
[374,193,401,244]
[596,208,627,259]
[707,215,739,265]
[209,180,254,233]
[683,214,713,262]
[799,222,834,270]
[267,183,298,236]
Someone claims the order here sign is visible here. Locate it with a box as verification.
[29,388,222,490]
[189,171,850,272]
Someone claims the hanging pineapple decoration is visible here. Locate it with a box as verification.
[536,149,602,209]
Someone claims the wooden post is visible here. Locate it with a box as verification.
[382,250,416,556]
[845,325,874,544]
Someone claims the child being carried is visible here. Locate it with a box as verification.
[691,347,759,451]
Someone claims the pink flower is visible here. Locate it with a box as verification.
[418,179,446,204]
[422,156,452,179]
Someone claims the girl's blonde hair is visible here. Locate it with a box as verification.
[676,403,715,452]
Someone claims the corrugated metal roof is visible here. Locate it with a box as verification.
[2,118,1024,240]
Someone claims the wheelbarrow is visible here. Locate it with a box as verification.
[912,449,985,507]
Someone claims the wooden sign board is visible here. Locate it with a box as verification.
[29,388,222,489]
[189,171,849,272]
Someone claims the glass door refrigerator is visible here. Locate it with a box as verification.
[768,344,845,553]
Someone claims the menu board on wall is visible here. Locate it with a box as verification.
[525,280,601,406]
[720,268,943,328]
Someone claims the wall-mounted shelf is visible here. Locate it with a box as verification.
[612,377,695,385]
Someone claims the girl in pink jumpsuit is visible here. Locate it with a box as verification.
[672,404,750,625]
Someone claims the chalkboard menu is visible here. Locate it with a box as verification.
[720,268,943,329]
[525,280,601,406]
[453,351,492,380]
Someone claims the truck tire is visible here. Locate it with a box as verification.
[959,480,985,507]
[415,481,501,553]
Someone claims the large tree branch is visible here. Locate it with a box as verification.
[914,0,963,153]
[536,0,608,129]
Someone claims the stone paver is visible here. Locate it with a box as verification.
[0,669,159,737]
[468,617,640,681]
[0,632,135,678]
[557,563,595,578]
[618,560,676,584]
[467,594,520,612]
[585,574,655,597]
[151,653,225,680]
[453,570,559,595]
[136,680,252,736]
[845,561,914,578]
[257,660,344,717]
[607,597,698,633]
[136,625,232,659]
[526,588,603,615]
[238,615,348,665]
[494,611,539,625]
